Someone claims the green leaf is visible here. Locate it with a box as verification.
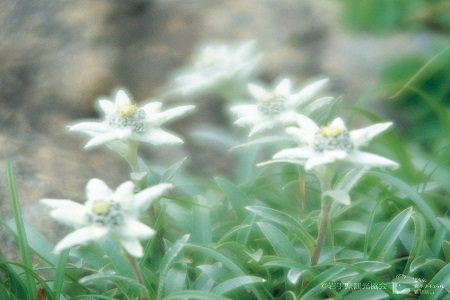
[342,288,390,300]
[323,190,351,205]
[246,206,315,254]
[6,161,36,299]
[409,256,446,273]
[79,273,146,291]
[161,157,187,183]
[157,234,190,300]
[419,264,450,300]
[184,244,268,300]
[192,196,212,245]
[53,249,70,300]
[437,217,450,233]
[369,171,439,229]
[162,290,231,300]
[335,221,367,234]
[211,276,265,295]
[164,266,187,296]
[404,212,426,273]
[215,177,250,219]
[256,222,297,260]
[369,207,413,261]
[298,265,346,298]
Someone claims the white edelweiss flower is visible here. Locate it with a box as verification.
[230,78,333,137]
[68,88,195,148]
[259,115,399,171]
[171,40,262,96]
[41,179,172,257]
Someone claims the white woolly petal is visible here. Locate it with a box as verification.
[286,126,315,143]
[346,151,399,169]
[257,158,306,167]
[350,122,393,147]
[305,155,338,170]
[49,208,89,227]
[115,89,132,106]
[69,122,111,133]
[119,239,144,258]
[248,83,266,100]
[273,147,314,159]
[141,102,162,115]
[134,183,172,210]
[86,178,113,201]
[84,129,132,148]
[54,226,108,253]
[140,128,183,145]
[248,121,275,137]
[329,118,346,130]
[150,105,195,125]
[113,181,135,204]
[287,78,328,107]
[40,199,84,210]
[119,219,156,240]
[275,78,292,96]
[294,115,320,132]
[97,100,115,115]
[234,115,262,126]
[230,104,259,117]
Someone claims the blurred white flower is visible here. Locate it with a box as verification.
[171,40,262,97]
[259,115,399,171]
[230,78,333,136]
[41,178,172,257]
[69,88,194,148]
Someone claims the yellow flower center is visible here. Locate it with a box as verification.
[117,104,138,117]
[92,200,111,216]
[320,124,344,138]
[260,91,277,103]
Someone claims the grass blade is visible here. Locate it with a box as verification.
[369,207,413,261]
[211,276,265,295]
[246,206,315,253]
[257,222,297,260]
[6,161,36,299]
[418,263,450,300]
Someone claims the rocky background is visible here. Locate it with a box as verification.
[0,0,422,258]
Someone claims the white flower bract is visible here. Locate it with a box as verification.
[171,40,262,96]
[230,78,333,137]
[259,115,399,171]
[41,178,172,257]
[68,88,195,148]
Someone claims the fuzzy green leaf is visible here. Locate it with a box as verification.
[257,222,297,260]
[246,206,315,253]
[369,207,413,261]
[211,276,265,295]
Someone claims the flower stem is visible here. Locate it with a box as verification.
[124,250,149,300]
[125,140,140,173]
[310,200,331,266]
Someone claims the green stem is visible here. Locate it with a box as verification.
[310,166,334,266]
[125,140,140,173]
[123,250,149,300]
[310,200,332,266]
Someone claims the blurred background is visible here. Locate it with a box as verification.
[1,0,449,257]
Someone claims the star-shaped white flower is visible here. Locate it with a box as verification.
[230,78,333,137]
[171,40,262,96]
[259,115,399,171]
[41,179,172,257]
[69,88,195,148]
